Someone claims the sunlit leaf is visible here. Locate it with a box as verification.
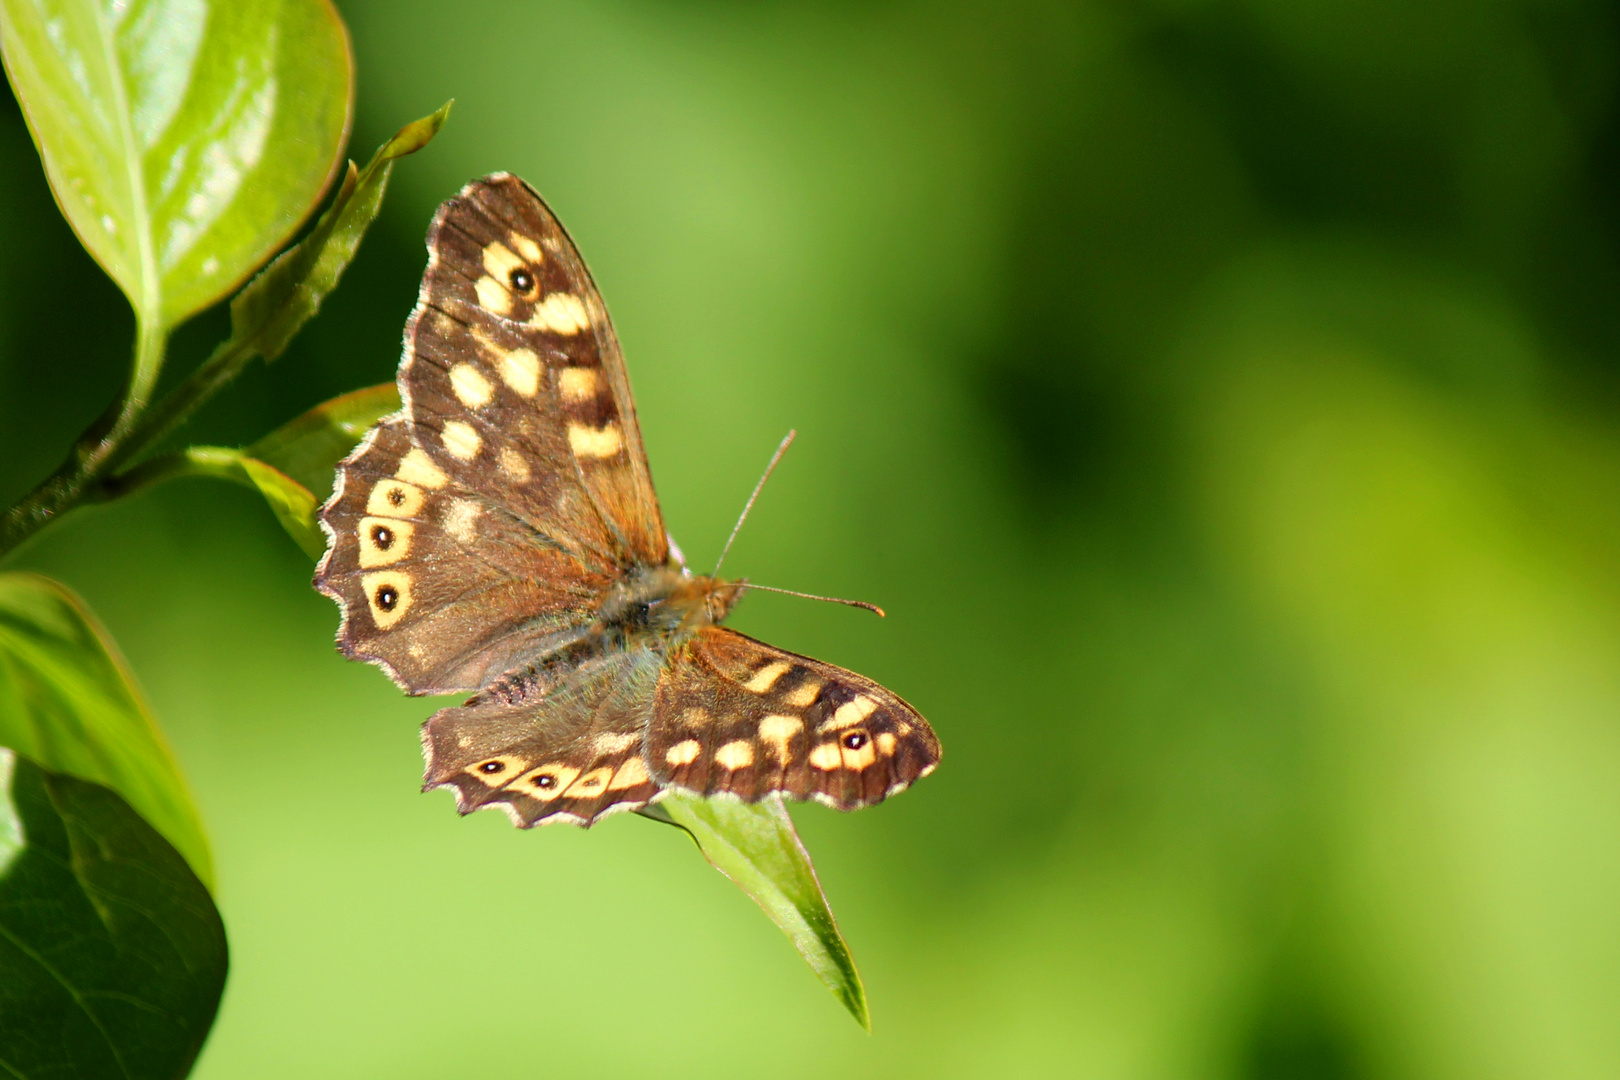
[230,101,451,361]
[0,749,228,1080]
[114,382,400,559]
[237,457,323,559]
[645,793,870,1030]
[0,571,212,888]
[0,0,353,329]
[249,382,400,498]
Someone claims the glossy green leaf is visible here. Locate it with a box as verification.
[230,101,451,362]
[237,457,323,559]
[0,571,212,889]
[0,749,228,1080]
[0,0,353,329]
[249,382,400,498]
[646,793,870,1030]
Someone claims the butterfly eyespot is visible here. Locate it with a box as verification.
[387,488,405,507]
[533,775,556,789]
[375,584,400,611]
[509,267,535,294]
[479,761,504,774]
[842,731,869,751]
[371,524,394,550]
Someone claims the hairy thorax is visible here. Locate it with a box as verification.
[594,564,743,648]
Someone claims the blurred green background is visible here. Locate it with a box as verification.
[6,0,1620,1076]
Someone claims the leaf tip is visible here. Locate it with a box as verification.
[382,101,454,162]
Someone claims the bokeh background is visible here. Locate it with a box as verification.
[6,0,1620,1076]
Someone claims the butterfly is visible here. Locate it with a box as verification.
[314,174,940,826]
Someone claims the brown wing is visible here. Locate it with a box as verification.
[646,628,941,810]
[315,419,615,694]
[401,172,666,567]
[316,173,669,693]
[421,646,664,827]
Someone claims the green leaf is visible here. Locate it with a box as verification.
[0,0,354,329]
[236,457,323,560]
[646,792,871,1030]
[0,571,213,889]
[0,749,228,1080]
[107,382,400,559]
[249,382,400,498]
[229,101,452,362]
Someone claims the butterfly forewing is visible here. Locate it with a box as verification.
[316,419,616,694]
[647,628,940,810]
[422,647,664,826]
[404,173,666,567]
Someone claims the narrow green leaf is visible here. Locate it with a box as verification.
[249,382,400,498]
[647,792,871,1030]
[237,457,324,560]
[0,749,228,1080]
[230,101,452,362]
[0,0,354,329]
[109,382,399,559]
[0,572,213,889]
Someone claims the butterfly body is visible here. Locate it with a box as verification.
[315,174,939,826]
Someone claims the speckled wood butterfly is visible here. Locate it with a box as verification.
[314,174,940,826]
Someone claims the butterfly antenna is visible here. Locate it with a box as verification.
[713,429,796,577]
[737,583,886,618]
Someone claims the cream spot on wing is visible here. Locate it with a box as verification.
[782,679,822,708]
[474,275,511,315]
[497,447,531,482]
[568,421,622,459]
[394,449,447,490]
[557,366,601,402]
[665,740,702,766]
[758,715,803,764]
[809,743,843,770]
[715,741,755,771]
[409,644,426,660]
[841,738,878,771]
[442,498,480,544]
[360,570,412,629]
[366,479,424,518]
[528,292,590,334]
[518,764,580,802]
[508,232,543,264]
[566,766,614,797]
[441,420,481,461]
[358,517,413,568]
[449,363,494,409]
[680,707,712,729]
[495,347,540,397]
[589,732,638,755]
[482,240,524,281]
[464,755,527,788]
[608,757,650,790]
[819,694,879,733]
[877,732,897,756]
[743,661,792,694]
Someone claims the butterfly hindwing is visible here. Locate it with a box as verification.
[316,419,616,694]
[403,173,666,568]
[647,628,941,810]
[422,647,665,826]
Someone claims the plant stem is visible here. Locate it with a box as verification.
[0,316,170,559]
[97,447,251,502]
[118,337,260,469]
